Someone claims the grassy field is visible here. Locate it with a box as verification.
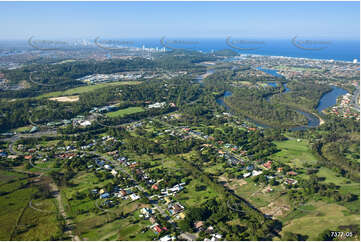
[137,153,220,208]
[270,138,318,168]
[14,125,32,133]
[0,183,35,240]
[203,162,224,175]
[271,147,361,241]
[316,167,350,185]
[274,65,323,72]
[314,167,360,213]
[80,209,154,241]
[173,157,219,208]
[279,201,359,241]
[28,159,61,174]
[257,82,269,87]
[175,176,218,207]
[230,177,289,214]
[0,170,27,186]
[0,171,61,240]
[232,81,253,86]
[37,81,142,99]
[106,107,145,118]
[61,171,112,218]
[339,183,360,213]
[14,198,61,240]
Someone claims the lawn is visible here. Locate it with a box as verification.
[270,138,318,168]
[274,65,322,72]
[316,167,350,185]
[279,201,359,241]
[14,198,61,241]
[338,183,360,213]
[106,107,145,118]
[81,213,153,241]
[61,171,113,218]
[0,173,60,241]
[36,81,142,99]
[0,170,27,186]
[0,178,35,239]
[13,125,32,133]
[314,167,360,213]
[203,162,224,175]
[233,179,287,209]
[175,177,218,207]
[76,199,149,240]
[237,81,253,86]
[28,158,61,174]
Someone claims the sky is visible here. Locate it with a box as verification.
[0,1,359,40]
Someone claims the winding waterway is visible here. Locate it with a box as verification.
[197,66,348,130]
[316,86,348,113]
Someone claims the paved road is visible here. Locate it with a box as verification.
[9,142,21,155]
[6,120,179,239]
[153,203,168,218]
[6,130,57,160]
[87,151,176,223]
[86,151,131,179]
[2,130,57,143]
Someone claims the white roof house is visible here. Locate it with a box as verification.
[111,169,118,176]
[80,120,92,127]
[243,172,251,178]
[160,235,175,241]
[130,194,140,201]
[252,170,263,177]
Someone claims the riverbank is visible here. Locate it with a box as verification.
[277,102,325,127]
[315,85,349,112]
[203,65,339,130]
[195,69,215,84]
[200,71,214,79]
[222,97,310,129]
[256,68,345,128]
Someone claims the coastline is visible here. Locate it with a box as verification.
[1,38,359,63]
[235,53,359,64]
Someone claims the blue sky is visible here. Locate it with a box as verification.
[0,1,359,40]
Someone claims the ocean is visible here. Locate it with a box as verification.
[124,38,360,62]
[1,38,359,62]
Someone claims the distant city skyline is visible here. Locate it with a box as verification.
[0,1,359,40]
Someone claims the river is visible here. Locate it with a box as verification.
[316,86,348,113]
[216,90,232,109]
[200,66,348,130]
[256,67,348,114]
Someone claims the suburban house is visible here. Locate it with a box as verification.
[100,192,110,199]
[168,202,184,215]
[149,216,157,224]
[194,221,204,231]
[287,171,298,176]
[160,235,176,241]
[263,160,272,169]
